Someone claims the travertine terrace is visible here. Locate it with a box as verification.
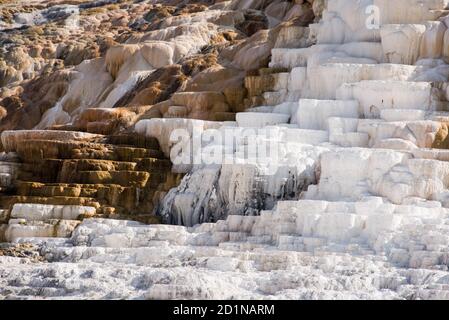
[1,0,449,300]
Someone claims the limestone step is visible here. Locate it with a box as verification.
[98,145,165,161]
[236,112,290,128]
[269,48,308,69]
[116,214,161,225]
[287,67,307,93]
[10,203,96,221]
[16,182,89,197]
[134,158,172,171]
[245,106,275,113]
[260,127,329,145]
[412,148,449,161]
[255,67,290,76]
[3,179,178,217]
[336,80,440,118]
[357,119,442,149]
[18,158,171,183]
[297,99,361,130]
[244,72,290,97]
[13,160,63,182]
[68,170,155,188]
[5,218,81,242]
[14,182,150,207]
[380,24,426,65]
[330,132,369,148]
[304,63,418,100]
[262,90,287,106]
[271,102,298,119]
[59,159,138,172]
[0,130,175,226]
[0,196,101,209]
[0,130,102,153]
[249,198,449,255]
[15,140,164,163]
[377,1,449,24]
[380,109,426,122]
[105,134,160,150]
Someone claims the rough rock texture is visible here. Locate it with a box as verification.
[0,0,315,132]
[0,130,183,242]
[2,0,449,301]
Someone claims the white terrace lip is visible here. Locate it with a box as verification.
[1,0,449,300]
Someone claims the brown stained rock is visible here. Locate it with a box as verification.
[0,224,7,242]
[76,170,151,188]
[63,158,137,172]
[181,52,219,76]
[0,70,71,131]
[0,209,8,224]
[273,23,310,48]
[74,108,137,135]
[163,105,189,118]
[106,133,160,149]
[0,127,180,219]
[0,0,313,132]
[59,42,101,66]
[236,9,269,36]
[228,30,272,71]
[264,1,295,25]
[184,66,245,94]
[105,44,141,80]
[432,122,449,149]
[97,37,119,56]
[171,91,226,111]
[0,243,45,262]
[213,112,236,122]
[114,51,220,114]
[85,121,117,135]
[149,90,232,120]
[1,130,101,152]
[115,64,185,108]
[0,195,101,209]
[244,73,276,97]
[144,6,176,23]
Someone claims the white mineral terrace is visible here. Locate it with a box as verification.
[2,0,449,299]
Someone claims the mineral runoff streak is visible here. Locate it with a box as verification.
[172,304,275,317]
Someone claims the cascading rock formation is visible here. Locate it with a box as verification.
[1,0,449,300]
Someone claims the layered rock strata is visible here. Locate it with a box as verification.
[2,0,449,301]
[0,129,182,242]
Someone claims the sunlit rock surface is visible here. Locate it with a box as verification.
[1,0,449,300]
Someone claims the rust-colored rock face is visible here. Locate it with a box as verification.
[0,0,314,132]
[0,130,183,222]
[0,0,319,250]
[0,0,316,244]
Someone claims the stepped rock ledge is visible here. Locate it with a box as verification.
[1,0,449,300]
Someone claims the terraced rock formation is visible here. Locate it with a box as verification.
[2,0,449,300]
[0,130,182,242]
[0,0,317,132]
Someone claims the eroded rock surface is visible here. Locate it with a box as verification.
[0,0,315,132]
[0,129,183,243]
[2,0,449,301]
